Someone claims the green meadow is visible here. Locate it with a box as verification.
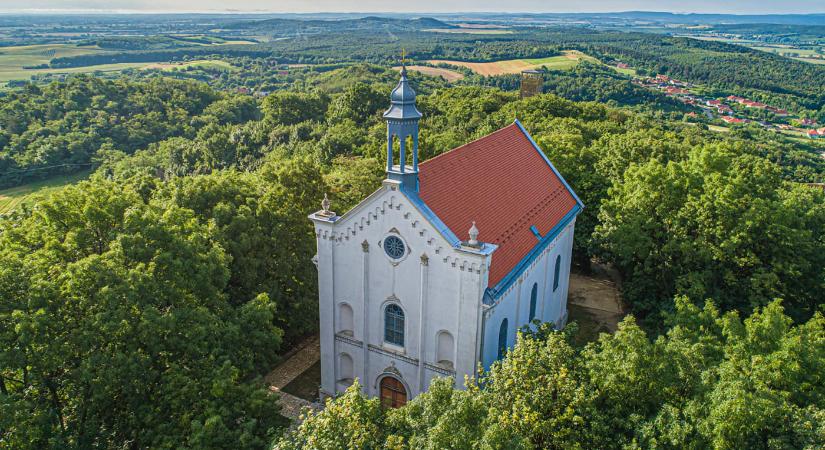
[0,171,91,215]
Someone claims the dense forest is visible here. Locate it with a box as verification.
[1,54,824,448]
[277,300,824,449]
[38,20,825,119]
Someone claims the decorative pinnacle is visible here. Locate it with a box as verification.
[321,193,330,213]
[468,221,479,247]
[400,48,408,76]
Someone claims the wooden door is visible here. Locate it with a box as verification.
[379,376,407,408]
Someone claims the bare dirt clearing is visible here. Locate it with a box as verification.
[567,264,625,345]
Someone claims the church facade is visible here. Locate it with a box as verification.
[309,66,583,407]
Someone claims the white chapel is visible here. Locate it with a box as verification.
[309,66,583,407]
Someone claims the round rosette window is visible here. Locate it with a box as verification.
[383,235,406,260]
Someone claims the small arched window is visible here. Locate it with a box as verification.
[553,255,562,292]
[497,318,508,360]
[436,331,455,369]
[338,353,354,385]
[384,304,405,347]
[529,283,538,321]
[338,303,354,336]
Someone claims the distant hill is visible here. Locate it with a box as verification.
[226,16,455,35]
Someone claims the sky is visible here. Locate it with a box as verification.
[1,1,824,15]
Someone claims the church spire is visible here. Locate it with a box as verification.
[383,51,422,189]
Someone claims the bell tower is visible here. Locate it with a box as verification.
[383,54,422,190]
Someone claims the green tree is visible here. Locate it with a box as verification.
[0,179,286,449]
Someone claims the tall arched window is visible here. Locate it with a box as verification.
[497,318,508,360]
[384,304,405,347]
[529,283,538,321]
[553,255,562,292]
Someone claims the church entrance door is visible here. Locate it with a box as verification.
[379,376,407,408]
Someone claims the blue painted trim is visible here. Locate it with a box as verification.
[530,225,542,239]
[400,185,462,247]
[513,119,585,209]
[485,204,581,304]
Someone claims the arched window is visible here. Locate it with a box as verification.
[436,331,454,369]
[338,303,354,336]
[338,353,354,386]
[384,304,405,347]
[553,255,562,292]
[497,318,508,360]
[529,283,538,321]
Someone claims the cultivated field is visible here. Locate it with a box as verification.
[0,171,91,215]
[392,65,464,81]
[428,50,597,75]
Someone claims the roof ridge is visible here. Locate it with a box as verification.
[419,122,520,167]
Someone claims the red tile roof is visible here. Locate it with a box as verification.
[418,123,580,287]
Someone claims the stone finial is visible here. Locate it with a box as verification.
[468,221,479,247]
[321,193,330,213]
[318,193,336,218]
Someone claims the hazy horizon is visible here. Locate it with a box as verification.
[1,1,824,15]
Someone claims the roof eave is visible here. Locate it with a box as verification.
[484,203,581,305]
[399,184,463,248]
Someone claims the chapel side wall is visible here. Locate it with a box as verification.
[480,222,576,370]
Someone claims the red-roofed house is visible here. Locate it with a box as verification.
[310,67,582,404]
[721,116,748,124]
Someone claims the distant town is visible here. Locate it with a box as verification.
[632,72,822,137]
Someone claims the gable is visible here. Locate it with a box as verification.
[329,181,459,255]
[417,120,582,289]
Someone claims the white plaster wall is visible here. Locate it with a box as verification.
[480,220,577,370]
[312,180,490,401]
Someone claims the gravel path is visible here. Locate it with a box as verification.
[267,335,322,421]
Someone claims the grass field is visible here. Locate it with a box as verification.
[143,59,238,72]
[0,171,91,215]
[428,50,596,75]
[0,42,240,84]
[794,57,825,65]
[751,46,822,56]
[708,125,731,133]
[0,43,108,82]
[392,65,464,81]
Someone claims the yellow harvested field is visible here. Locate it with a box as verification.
[392,65,464,81]
[428,51,595,76]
